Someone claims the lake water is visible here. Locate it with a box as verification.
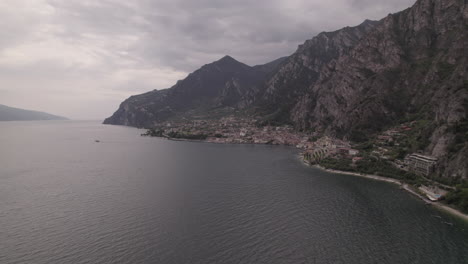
[0,121,467,264]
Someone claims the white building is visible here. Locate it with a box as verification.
[405,154,437,176]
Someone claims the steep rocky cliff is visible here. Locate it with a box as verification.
[276,0,467,177]
[248,19,380,124]
[286,0,467,134]
[105,0,467,178]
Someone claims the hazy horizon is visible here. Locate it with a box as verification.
[0,0,416,120]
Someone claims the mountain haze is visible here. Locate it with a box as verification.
[0,104,67,121]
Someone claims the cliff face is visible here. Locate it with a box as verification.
[248,19,380,123]
[105,0,468,178]
[287,0,467,133]
[275,0,467,177]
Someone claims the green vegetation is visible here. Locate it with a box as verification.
[383,86,411,116]
[444,181,468,214]
[427,174,464,187]
[308,136,320,142]
[349,129,370,143]
[142,128,208,140]
[394,120,434,155]
[355,159,422,185]
[447,119,468,156]
[345,118,466,188]
[384,147,403,161]
[437,62,456,80]
[259,106,294,126]
[352,120,434,161]
[355,141,374,151]
[399,104,432,124]
[142,129,164,137]
[319,157,424,185]
[414,59,433,73]
[320,158,355,172]
[167,131,208,140]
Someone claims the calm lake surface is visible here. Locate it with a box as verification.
[1,121,467,264]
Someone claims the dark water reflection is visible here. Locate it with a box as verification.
[1,121,467,264]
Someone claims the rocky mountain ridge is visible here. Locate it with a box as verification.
[103,56,285,127]
[283,0,468,178]
[104,0,467,178]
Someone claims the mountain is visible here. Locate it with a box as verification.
[103,56,286,127]
[105,0,467,178]
[248,19,380,124]
[267,0,468,178]
[0,104,67,121]
[284,0,466,134]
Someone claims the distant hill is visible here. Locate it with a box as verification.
[0,104,68,121]
[103,55,286,127]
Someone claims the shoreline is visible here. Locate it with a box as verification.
[307,163,468,222]
[148,135,468,222]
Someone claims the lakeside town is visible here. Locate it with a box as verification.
[142,116,460,207]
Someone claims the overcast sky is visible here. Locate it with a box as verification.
[0,0,416,120]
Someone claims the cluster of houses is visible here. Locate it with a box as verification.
[156,117,309,146]
[375,124,414,146]
[159,117,441,181]
[371,122,440,177]
[302,139,439,180]
[302,136,360,164]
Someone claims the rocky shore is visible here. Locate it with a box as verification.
[145,130,468,222]
[310,163,468,222]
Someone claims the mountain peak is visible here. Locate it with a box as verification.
[360,19,378,26]
[216,55,241,64]
[208,55,251,71]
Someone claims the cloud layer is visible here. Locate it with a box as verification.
[0,0,415,119]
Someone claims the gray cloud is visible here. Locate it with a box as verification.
[0,0,416,119]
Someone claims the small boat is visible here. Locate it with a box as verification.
[95,140,100,143]
[443,222,454,226]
